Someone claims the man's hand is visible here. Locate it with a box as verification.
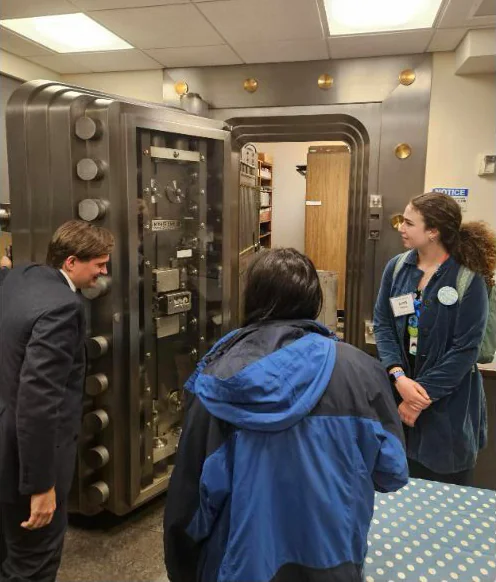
[0,255,12,269]
[21,487,56,529]
[398,401,422,427]
[395,376,431,411]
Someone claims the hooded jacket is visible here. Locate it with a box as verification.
[164,320,408,582]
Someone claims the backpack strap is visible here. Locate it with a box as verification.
[392,251,410,284]
[456,265,475,303]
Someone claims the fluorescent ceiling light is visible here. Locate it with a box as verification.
[324,0,444,36]
[0,13,133,53]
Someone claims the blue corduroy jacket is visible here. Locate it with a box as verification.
[374,251,489,474]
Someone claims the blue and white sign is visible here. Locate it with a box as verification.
[432,188,469,212]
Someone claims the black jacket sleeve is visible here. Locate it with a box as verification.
[17,301,82,495]
[367,361,409,493]
[164,393,233,582]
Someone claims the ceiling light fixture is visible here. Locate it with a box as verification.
[324,0,444,36]
[0,13,133,53]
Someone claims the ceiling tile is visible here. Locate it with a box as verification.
[71,0,188,10]
[145,45,242,67]
[0,0,78,19]
[0,27,55,56]
[437,0,496,28]
[428,28,467,52]
[88,5,224,49]
[197,0,324,44]
[328,30,433,59]
[29,54,93,74]
[233,39,329,64]
[70,49,163,71]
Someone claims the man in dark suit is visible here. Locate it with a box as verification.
[0,220,114,582]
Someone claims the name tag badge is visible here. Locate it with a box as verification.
[390,293,415,318]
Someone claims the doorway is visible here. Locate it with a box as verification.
[225,111,374,348]
[246,140,351,335]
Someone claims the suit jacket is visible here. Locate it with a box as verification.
[0,264,86,503]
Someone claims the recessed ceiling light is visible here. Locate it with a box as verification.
[324,0,444,36]
[0,13,133,53]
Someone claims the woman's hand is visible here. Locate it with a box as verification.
[398,402,422,427]
[395,376,431,411]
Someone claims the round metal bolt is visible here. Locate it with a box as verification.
[200,336,205,342]
[200,189,205,195]
[200,154,205,162]
[146,386,151,393]
[146,352,152,359]
[87,481,110,506]
[199,222,205,230]
[85,445,110,469]
[146,422,151,428]
[200,255,205,260]
[76,158,105,181]
[78,198,108,222]
[144,224,150,230]
[85,373,109,396]
[143,149,150,155]
[83,409,109,433]
[147,456,152,461]
[75,116,102,141]
[145,260,151,267]
[85,336,110,359]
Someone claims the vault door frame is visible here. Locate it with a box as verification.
[224,111,374,348]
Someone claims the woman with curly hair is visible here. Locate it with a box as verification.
[374,192,496,486]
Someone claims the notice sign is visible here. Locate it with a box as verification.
[432,188,469,212]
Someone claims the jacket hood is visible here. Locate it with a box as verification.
[186,320,337,432]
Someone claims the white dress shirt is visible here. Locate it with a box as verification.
[59,269,77,293]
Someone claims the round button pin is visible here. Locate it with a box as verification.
[438,286,458,306]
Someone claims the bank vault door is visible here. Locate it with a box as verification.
[135,131,226,493]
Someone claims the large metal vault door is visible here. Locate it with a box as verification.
[6,81,234,515]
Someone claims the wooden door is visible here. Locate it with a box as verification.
[305,145,350,311]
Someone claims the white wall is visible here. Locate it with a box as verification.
[61,70,164,103]
[425,52,496,229]
[252,142,344,253]
[0,49,60,81]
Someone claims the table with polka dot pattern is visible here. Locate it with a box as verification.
[365,479,496,582]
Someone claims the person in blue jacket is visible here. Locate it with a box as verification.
[164,248,408,582]
[374,192,495,486]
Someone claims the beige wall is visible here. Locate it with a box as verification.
[425,52,496,229]
[253,142,345,253]
[0,49,60,81]
[61,70,164,103]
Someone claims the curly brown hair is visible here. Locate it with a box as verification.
[411,193,496,287]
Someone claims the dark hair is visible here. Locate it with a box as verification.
[243,248,323,326]
[411,193,496,287]
[46,220,114,268]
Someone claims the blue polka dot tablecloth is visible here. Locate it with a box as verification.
[365,479,496,582]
